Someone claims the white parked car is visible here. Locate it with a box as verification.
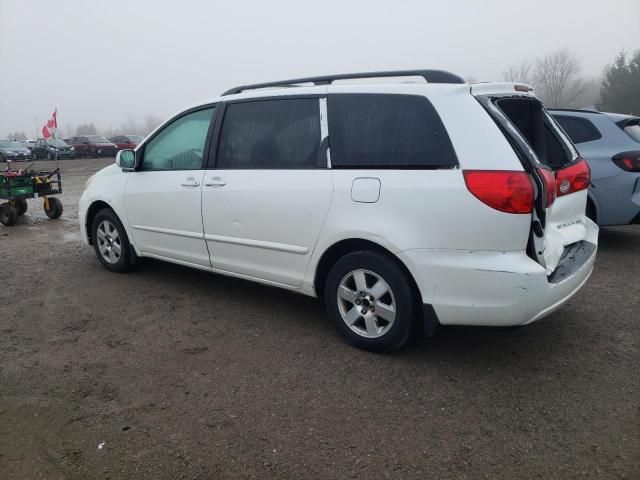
[79,70,599,352]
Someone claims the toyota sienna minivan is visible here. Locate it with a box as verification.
[79,70,599,352]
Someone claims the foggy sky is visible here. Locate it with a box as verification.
[1,0,639,138]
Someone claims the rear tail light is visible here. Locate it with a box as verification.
[463,170,534,214]
[612,151,640,172]
[537,167,556,208]
[555,158,590,197]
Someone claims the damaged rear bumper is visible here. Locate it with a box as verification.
[398,220,598,327]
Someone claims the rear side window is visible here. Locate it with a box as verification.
[216,99,321,169]
[623,124,640,143]
[327,94,457,169]
[553,115,602,144]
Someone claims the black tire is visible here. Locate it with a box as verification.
[586,198,597,223]
[47,151,54,160]
[324,250,416,353]
[91,209,134,273]
[0,153,5,163]
[44,197,63,219]
[0,203,18,226]
[12,198,27,216]
[32,150,38,160]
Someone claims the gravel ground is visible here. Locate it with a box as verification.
[1,158,638,479]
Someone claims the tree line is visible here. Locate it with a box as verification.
[502,48,639,114]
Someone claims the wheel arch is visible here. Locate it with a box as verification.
[313,238,423,306]
[85,200,127,245]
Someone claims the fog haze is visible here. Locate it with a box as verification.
[1,0,639,137]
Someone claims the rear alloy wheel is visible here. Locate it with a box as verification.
[44,197,63,219]
[0,203,18,226]
[12,198,27,216]
[324,251,416,352]
[91,209,134,273]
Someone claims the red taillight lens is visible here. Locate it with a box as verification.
[555,158,590,197]
[537,167,556,208]
[612,151,640,172]
[463,170,534,214]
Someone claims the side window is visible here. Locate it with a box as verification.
[216,99,321,169]
[142,108,214,170]
[554,115,602,144]
[328,94,458,168]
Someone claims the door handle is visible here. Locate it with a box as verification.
[204,177,226,187]
[181,180,200,187]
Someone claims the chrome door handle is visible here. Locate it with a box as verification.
[181,180,200,187]
[205,178,226,187]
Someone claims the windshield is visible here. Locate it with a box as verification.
[48,139,68,146]
[623,124,640,143]
[86,135,110,143]
[0,141,24,148]
[127,135,144,143]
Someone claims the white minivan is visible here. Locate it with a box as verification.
[79,70,598,352]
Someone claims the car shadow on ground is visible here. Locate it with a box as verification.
[130,256,583,371]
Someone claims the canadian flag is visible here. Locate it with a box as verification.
[42,109,58,139]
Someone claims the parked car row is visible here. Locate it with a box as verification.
[1,135,143,161]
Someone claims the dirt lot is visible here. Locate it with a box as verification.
[0,158,638,479]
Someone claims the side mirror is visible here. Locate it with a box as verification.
[116,149,136,171]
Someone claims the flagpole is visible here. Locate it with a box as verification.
[54,108,58,171]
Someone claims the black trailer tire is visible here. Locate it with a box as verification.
[12,198,27,216]
[44,197,63,219]
[0,203,18,226]
[91,209,134,273]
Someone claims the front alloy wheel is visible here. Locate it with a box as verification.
[96,219,122,265]
[91,209,134,273]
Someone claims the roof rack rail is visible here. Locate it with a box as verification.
[221,69,465,96]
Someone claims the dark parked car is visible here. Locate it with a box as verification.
[69,135,117,157]
[32,138,75,160]
[109,134,144,151]
[0,140,31,162]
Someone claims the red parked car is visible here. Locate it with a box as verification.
[109,135,144,151]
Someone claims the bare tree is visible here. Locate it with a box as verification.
[533,48,585,108]
[502,60,534,85]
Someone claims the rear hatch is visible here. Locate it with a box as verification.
[471,84,594,274]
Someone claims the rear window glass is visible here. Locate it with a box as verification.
[327,94,457,169]
[496,98,576,169]
[553,115,602,144]
[623,124,640,143]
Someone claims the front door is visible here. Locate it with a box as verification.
[202,97,333,287]
[125,107,216,268]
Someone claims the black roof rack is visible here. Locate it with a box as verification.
[221,69,465,96]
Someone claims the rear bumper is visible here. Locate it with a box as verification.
[398,219,599,327]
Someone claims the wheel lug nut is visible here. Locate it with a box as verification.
[355,299,361,305]
[370,306,375,312]
[361,308,367,314]
[360,292,366,297]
